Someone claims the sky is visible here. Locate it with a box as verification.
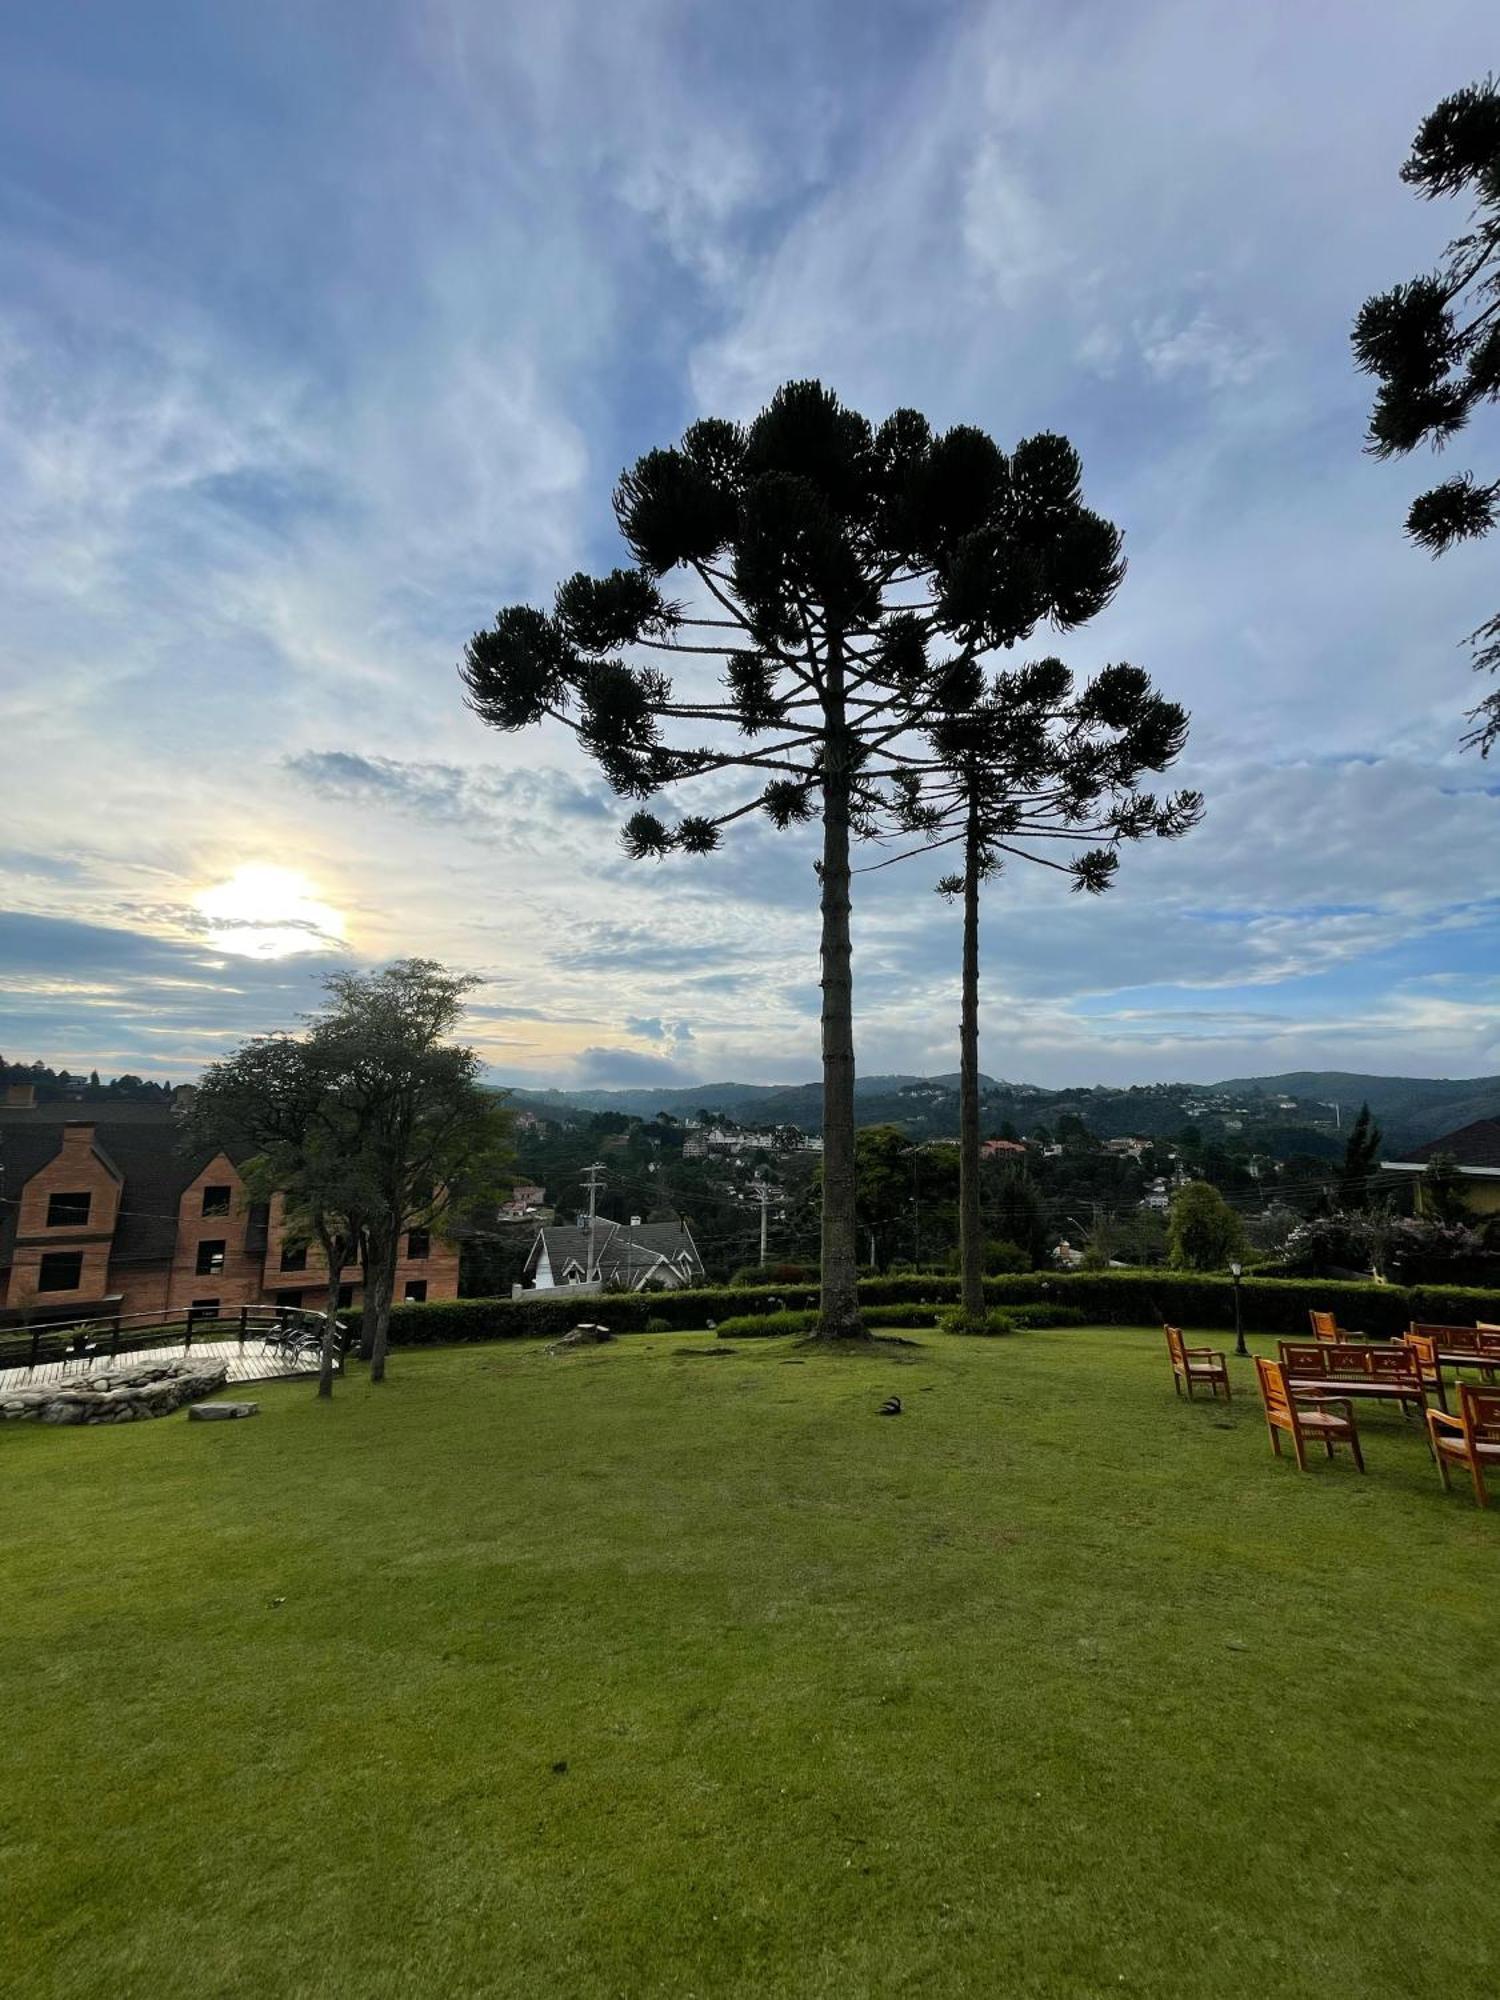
[3,0,1500,1093]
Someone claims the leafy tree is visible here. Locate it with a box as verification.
[1337,1101,1384,1209]
[1167,1180,1246,1272]
[986,1167,1051,1270]
[1353,76,1500,749]
[313,961,513,1380]
[186,1035,371,1399]
[462,380,1136,1338]
[1420,1150,1473,1226]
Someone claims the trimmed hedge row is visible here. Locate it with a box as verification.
[349,1269,1500,1352]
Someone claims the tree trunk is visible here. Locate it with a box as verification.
[369,1227,399,1383]
[358,1232,378,1362]
[316,1225,341,1399]
[958,806,985,1323]
[815,648,865,1341]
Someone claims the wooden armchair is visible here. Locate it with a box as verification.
[1401,1331,1449,1414]
[1164,1323,1230,1401]
[1427,1385,1500,1508]
[1309,1309,1365,1343]
[1409,1322,1498,1381]
[1255,1358,1364,1472]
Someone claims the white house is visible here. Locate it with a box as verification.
[522,1218,705,1292]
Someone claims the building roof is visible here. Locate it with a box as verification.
[1384,1118,1500,1174]
[0,1102,260,1269]
[526,1218,703,1284]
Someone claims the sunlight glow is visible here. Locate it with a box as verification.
[193,865,347,960]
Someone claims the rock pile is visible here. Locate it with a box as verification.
[1,1359,230,1425]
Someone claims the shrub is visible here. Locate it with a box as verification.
[940,1305,1015,1337]
[1005,1303,1088,1329]
[714,1309,816,1339]
[728,1262,817,1287]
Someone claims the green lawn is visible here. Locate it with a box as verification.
[2,1327,1495,1999]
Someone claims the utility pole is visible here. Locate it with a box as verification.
[753,1182,771,1266]
[581,1162,605,1284]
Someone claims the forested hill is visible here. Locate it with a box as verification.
[499,1070,1500,1154]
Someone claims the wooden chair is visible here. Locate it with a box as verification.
[1426,1385,1500,1508]
[1283,1341,1425,1416]
[1309,1309,1365,1343]
[1410,1322,1500,1384]
[1255,1357,1364,1472]
[1164,1323,1230,1401]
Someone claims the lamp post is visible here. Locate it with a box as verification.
[1230,1260,1247,1358]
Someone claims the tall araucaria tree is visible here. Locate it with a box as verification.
[461,380,1129,1339]
[877,661,1201,1325]
[1353,75,1500,751]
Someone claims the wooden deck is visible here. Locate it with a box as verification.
[0,1337,327,1395]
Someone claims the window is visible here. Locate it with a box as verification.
[201,1185,231,1217]
[46,1190,91,1228]
[188,1298,220,1321]
[406,1228,430,1260]
[279,1242,308,1272]
[196,1240,226,1277]
[403,1279,428,1303]
[37,1251,84,1292]
[337,1284,354,1309]
[277,1290,303,1309]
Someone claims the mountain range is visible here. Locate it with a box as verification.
[499,1069,1500,1154]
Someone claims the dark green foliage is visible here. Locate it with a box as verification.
[1168,1180,1246,1271]
[940,1306,1015,1336]
[1353,75,1500,750]
[1338,1101,1383,1209]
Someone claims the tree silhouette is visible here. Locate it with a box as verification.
[1337,1100,1384,1210]
[875,661,1200,1323]
[1353,75,1500,749]
[462,380,1128,1338]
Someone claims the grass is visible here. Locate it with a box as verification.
[2,1325,1496,1999]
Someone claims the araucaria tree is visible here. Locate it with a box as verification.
[879,664,1200,1325]
[1354,76,1500,750]
[462,380,1134,1338]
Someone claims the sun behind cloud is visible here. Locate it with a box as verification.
[193,864,347,960]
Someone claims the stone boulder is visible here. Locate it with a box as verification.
[0,1359,230,1426]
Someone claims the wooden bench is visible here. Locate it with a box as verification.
[1256,1358,1364,1473]
[1279,1342,1426,1419]
[1407,1323,1500,1383]
[1164,1323,1230,1402]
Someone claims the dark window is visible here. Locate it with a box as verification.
[201,1185,231,1217]
[46,1190,91,1228]
[38,1251,84,1292]
[279,1242,308,1272]
[188,1298,219,1321]
[278,1290,303,1309]
[406,1229,430,1260]
[403,1279,428,1303]
[196,1240,226,1276]
[337,1284,354,1309]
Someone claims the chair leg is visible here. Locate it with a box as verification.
[1348,1429,1365,1473]
[1433,1444,1452,1491]
[1291,1427,1308,1472]
[1267,1421,1282,1458]
[1471,1458,1490,1509]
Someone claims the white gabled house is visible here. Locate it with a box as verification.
[522,1218,705,1292]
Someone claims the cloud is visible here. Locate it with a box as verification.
[574,1045,699,1088]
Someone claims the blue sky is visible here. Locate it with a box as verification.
[3,0,1500,1090]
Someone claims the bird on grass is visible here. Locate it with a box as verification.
[878,1396,902,1416]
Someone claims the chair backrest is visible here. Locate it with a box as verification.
[1164,1324,1187,1369]
[1367,1346,1420,1382]
[1256,1356,1294,1420]
[1321,1343,1374,1378]
[1475,1322,1500,1354]
[1457,1385,1500,1438]
[1279,1343,1328,1377]
[1309,1310,1339,1342]
[1403,1330,1440,1374]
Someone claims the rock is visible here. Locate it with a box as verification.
[188,1402,260,1421]
[0,1359,229,1425]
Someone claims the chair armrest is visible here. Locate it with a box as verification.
[1184,1346,1223,1359]
[1427,1410,1464,1433]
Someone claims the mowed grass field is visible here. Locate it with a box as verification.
[2,1326,1496,2000]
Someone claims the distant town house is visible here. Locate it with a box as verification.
[1381,1119,1500,1220]
[521,1218,704,1292]
[0,1086,458,1321]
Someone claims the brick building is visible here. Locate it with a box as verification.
[0,1085,458,1322]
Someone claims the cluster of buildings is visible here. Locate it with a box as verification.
[0,1084,457,1325]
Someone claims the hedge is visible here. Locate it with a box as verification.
[348,1269,1500,1352]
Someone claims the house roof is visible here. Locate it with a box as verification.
[1384,1118,1500,1173]
[526,1218,703,1281]
[0,1103,260,1268]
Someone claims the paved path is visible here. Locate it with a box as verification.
[0,1337,328,1394]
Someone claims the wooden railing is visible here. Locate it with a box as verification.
[0,1304,347,1378]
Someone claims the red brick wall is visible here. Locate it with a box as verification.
[3,1124,121,1310]
[164,1155,263,1314]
